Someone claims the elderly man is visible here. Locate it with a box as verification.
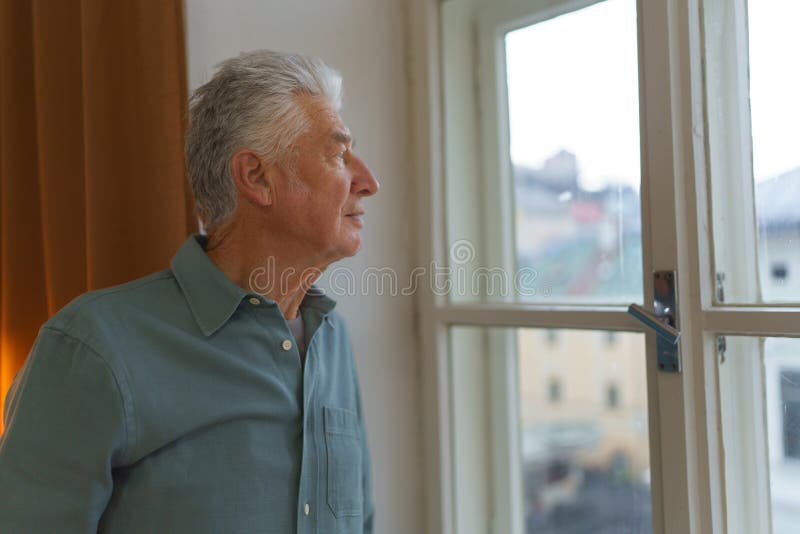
[0,50,378,533]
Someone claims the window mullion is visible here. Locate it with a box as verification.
[638,0,715,530]
[436,304,643,331]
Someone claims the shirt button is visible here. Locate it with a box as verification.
[304,503,310,516]
[282,339,293,351]
[248,297,260,305]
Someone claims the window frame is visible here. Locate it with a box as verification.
[408,0,800,532]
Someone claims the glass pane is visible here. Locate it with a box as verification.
[751,1,800,302]
[518,329,651,532]
[705,0,800,303]
[719,337,800,533]
[450,326,652,533]
[506,0,643,304]
[441,0,643,304]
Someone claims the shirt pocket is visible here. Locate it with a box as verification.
[323,405,363,517]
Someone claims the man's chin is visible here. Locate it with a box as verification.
[321,239,361,265]
[342,241,362,258]
[340,237,362,258]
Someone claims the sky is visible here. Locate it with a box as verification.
[748,0,800,182]
[505,0,799,189]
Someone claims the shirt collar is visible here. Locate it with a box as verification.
[171,234,337,337]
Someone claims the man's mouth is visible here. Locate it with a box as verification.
[345,212,364,225]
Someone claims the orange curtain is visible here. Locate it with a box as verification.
[0,0,195,432]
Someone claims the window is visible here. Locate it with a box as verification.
[606,331,618,347]
[607,383,620,410]
[546,329,559,346]
[412,0,800,532]
[719,338,800,531]
[706,0,800,304]
[781,369,800,461]
[451,327,650,533]
[505,3,642,305]
[548,378,561,403]
[703,0,800,531]
[771,263,789,283]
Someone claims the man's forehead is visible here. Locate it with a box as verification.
[298,94,340,121]
[296,94,350,142]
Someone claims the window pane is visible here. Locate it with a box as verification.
[506,0,643,304]
[441,0,642,304]
[518,329,651,532]
[719,337,800,533]
[751,0,800,302]
[781,370,800,460]
[705,0,800,303]
[449,326,652,533]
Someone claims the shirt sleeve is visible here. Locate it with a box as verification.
[0,327,129,533]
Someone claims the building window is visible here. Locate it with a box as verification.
[606,331,618,347]
[548,378,562,404]
[607,383,620,410]
[546,329,559,346]
[771,262,789,282]
[781,369,800,460]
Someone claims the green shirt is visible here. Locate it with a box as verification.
[0,235,374,534]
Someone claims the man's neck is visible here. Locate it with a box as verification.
[204,227,331,321]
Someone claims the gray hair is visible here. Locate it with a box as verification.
[185,50,343,230]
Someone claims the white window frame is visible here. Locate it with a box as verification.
[408,0,800,533]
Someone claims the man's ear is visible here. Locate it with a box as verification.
[230,149,274,207]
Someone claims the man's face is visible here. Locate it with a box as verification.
[272,95,379,263]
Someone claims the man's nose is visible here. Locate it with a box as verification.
[351,156,380,197]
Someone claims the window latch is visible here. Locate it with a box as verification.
[627,271,682,373]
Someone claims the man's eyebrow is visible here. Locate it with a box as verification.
[331,131,356,149]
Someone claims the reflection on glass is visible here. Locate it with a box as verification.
[505,0,642,303]
[518,329,651,533]
[750,1,800,302]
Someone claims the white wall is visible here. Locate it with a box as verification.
[185,2,422,533]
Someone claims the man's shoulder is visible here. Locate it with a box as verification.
[324,308,346,328]
[44,269,180,338]
[320,310,359,368]
[324,309,353,341]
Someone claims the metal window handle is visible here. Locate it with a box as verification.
[629,271,682,373]
[627,303,681,345]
